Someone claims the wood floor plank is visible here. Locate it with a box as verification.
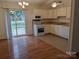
[0,36,79,59]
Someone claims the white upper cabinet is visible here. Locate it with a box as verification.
[56,7,71,18]
[66,7,71,18]
[57,7,66,16]
[33,9,49,18]
[48,9,57,18]
[53,9,58,18]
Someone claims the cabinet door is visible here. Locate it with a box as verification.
[48,9,57,18]
[54,25,69,39]
[57,26,63,36]
[48,10,53,18]
[57,7,66,16]
[60,26,69,39]
[52,9,57,18]
[33,9,49,18]
[51,25,62,35]
[54,25,60,35]
[66,7,71,18]
[51,25,69,39]
[44,25,51,33]
[64,26,70,39]
[51,25,56,34]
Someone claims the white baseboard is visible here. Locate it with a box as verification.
[66,51,76,56]
[0,38,7,39]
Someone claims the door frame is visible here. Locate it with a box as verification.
[6,9,27,38]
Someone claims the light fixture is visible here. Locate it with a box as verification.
[18,0,29,8]
[18,2,22,6]
[51,2,57,8]
[23,2,26,5]
[25,2,29,6]
[51,1,63,8]
[22,5,25,8]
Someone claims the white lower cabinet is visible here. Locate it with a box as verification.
[51,25,69,39]
[44,25,51,33]
[50,25,56,34]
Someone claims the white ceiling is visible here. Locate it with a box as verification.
[0,0,71,7]
[0,0,48,4]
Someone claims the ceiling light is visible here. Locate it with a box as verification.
[18,2,22,6]
[22,5,25,8]
[25,2,29,6]
[51,2,57,8]
[18,0,29,8]
[23,2,26,5]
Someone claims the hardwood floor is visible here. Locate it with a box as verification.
[0,40,11,59]
[0,36,79,59]
[38,34,68,52]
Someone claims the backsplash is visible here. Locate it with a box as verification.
[57,16,70,23]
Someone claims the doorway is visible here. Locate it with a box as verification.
[9,10,26,37]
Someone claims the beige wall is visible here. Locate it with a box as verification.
[24,9,34,35]
[24,8,51,35]
[0,1,72,39]
[0,8,7,39]
[0,1,52,38]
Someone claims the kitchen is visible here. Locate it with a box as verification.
[32,0,71,53]
[0,0,72,55]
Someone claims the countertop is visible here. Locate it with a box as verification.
[41,22,70,26]
[33,18,70,27]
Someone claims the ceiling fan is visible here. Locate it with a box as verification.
[51,1,63,8]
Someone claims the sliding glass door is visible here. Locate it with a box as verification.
[9,10,26,37]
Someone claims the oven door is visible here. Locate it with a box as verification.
[38,28,44,33]
[37,28,45,36]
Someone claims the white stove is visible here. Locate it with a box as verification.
[33,24,45,36]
